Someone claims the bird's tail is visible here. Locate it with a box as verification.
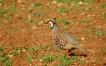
[77,45,87,54]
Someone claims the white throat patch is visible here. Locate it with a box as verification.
[49,21,53,28]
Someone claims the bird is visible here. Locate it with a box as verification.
[45,18,85,54]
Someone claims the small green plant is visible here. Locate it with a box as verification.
[22,46,41,52]
[76,57,84,63]
[12,47,21,56]
[33,11,43,17]
[0,8,8,15]
[0,46,5,57]
[43,44,50,48]
[0,46,12,66]
[61,26,68,30]
[57,53,83,66]
[59,54,74,66]
[9,4,17,12]
[56,6,64,14]
[92,28,106,36]
[56,6,70,14]
[28,3,36,13]
[26,55,33,62]
[55,0,72,3]
[43,44,52,50]
[0,55,12,66]
[95,59,101,63]
[0,0,3,3]
[60,18,68,24]
[71,1,79,7]
[24,1,29,5]
[27,2,43,13]
[25,17,40,24]
[0,46,4,52]
[34,2,42,7]
[81,6,91,11]
[5,16,12,21]
[38,54,56,63]
[83,0,95,4]
[99,11,106,18]
[100,47,106,54]
[80,19,91,23]
[94,29,106,36]
[68,20,74,24]
[103,13,106,18]
[101,4,106,8]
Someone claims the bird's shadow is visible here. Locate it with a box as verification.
[69,53,76,56]
[69,53,87,57]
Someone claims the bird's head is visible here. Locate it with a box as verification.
[45,19,57,28]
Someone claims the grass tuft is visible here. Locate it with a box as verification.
[38,54,56,63]
[101,4,106,8]
[92,28,106,36]
[60,18,68,24]
[0,46,12,66]
[80,19,91,23]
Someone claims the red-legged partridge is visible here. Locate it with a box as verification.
[46,19,85,53]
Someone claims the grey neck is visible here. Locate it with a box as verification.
[52,23,58,33]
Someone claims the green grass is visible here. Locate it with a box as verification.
[25,17,40,24]
[81,6,91,11]
[59,18,68,24]
[71,1,79,7]
[7,26,22,33]
[0,46,42,65]
[55,0,95,4]
[61,26,68,30]
[33,10,43,17]
[0,0,3,3]
[27,2,43,13]
[82,0,95,4]
[80,19,91,23]
[94,29,106,36]
[28,3,36,13]
[43,44,52,51]
[0,46,12,66]
[92,28,106,36]
[0,46,4,57]
[101,4,106,8]
[100,47,106,54]
[26,19,35,24]
[26,54,36,63]
[68,20,74,24]
[102,13,106,18]
[26,55,33,62]
[0,55,12,66]
[22,46,41,52]
[0,8,8,15]
[34,2,42,7]
[38,54,56,63]
[56,6,70,14]
[55,0,72,3]
[9,4,17,12]
[56,53,84,66]
[0,3,18,23]
[12,47,21,56]
[100,11,106,18]
[59,54,74,66]
[95,59,101,63]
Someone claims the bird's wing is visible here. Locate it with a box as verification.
[55,29,85,52]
